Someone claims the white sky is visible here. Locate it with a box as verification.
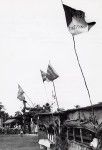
[0,0,102,115]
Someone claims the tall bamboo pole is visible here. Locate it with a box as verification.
[72,36,94,116]
[52,81,59,110]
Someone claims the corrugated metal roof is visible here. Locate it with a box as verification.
[37,103,102,116]
[65,103,102,112]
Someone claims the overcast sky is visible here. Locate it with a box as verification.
[0,0,101,115]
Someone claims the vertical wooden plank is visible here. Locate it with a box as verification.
[80,128,83,143]
[73,128,75,141]
[67,128,69,143]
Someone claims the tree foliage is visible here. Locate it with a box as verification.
[43,103,51,112]
[0,102,4,111]
[0,102,9,122]
[15,111,22,117]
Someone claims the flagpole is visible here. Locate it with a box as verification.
[60,0,63,5]
[17,83,35,107]
[52,82,61,134]
[40,70,49,102]
[59,0,94,112]
[22,99,27,134]
[24,92,35,107]
[52,81,59,110]
[43,82,49,102]
[72,35,94,115]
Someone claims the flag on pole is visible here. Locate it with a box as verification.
[40,70,48,82]
[17,84,25,101]
[47,64,59,81]
[63,4,96,35]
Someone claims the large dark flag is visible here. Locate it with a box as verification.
[17,84,25,101]
[63,4,96,35]
[47,64,59,81]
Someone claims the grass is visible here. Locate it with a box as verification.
[0,134,40,150]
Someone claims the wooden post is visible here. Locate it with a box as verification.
[80,128,83,143]
[67,128,69,143]
[73,128,75,141]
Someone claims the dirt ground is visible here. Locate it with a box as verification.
[0,134,40,150]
